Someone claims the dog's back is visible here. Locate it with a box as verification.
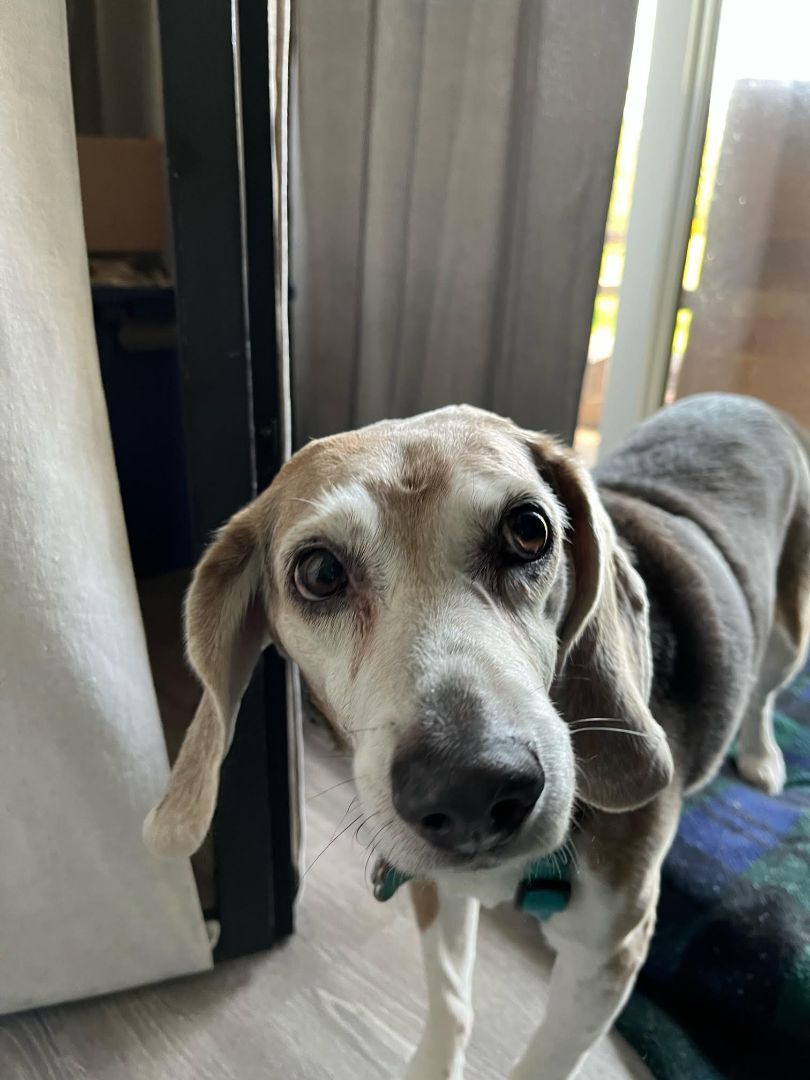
[594,393,810,791]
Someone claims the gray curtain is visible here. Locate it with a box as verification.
[66,1,165,138]
[291,0,638,444]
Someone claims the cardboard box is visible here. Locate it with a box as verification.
[77,136,166,254]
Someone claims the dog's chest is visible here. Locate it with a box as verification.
[440,865,525,909]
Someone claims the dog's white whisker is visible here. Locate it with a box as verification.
[306,777,357,802]
[568,717,632,726]
[569,726,656,740]
[303,812,365,879]
[322,795,358,849]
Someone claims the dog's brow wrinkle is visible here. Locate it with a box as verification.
[367,438,453,564]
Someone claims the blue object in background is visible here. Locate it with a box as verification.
[618,660,810,1080]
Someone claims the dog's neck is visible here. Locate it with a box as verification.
[372,839,575,916]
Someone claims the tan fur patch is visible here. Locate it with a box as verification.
[410,879,440,932]
[606,909,655,980]
[581,781,680,898]
[369,438,452,566]
[255,429,374,540]
[209,517,257,577]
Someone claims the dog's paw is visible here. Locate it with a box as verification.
[737,746,787,795]
[401,1061,464,1080]
[510,1064,579,1080]
[401,1046,465,1080]
[510,1051,586,1080]
[510,1064,542,1080]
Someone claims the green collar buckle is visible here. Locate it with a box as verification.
[371,848,572,922]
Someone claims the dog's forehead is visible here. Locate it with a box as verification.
[271,409,539,547]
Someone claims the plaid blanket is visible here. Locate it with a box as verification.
[617,660,810,1079]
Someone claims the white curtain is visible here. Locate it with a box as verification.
[291,0,638,444]
[0,1,211,1012]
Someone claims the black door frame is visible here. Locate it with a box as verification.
[158,0,294,960]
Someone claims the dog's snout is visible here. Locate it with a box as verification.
[391,738,545,856]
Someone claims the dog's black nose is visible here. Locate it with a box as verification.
[390,739,544,856]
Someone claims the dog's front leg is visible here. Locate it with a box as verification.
[403,882,479,1080]
[509,901,655,1080]
[510,798,676,1080]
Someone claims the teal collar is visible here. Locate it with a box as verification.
[372,848,571,922]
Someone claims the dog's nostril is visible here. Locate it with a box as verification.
[421,812,452,833]
[490,796,533,834]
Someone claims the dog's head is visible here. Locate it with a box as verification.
[144,406,673,877]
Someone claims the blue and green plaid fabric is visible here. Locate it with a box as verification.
[617,659,810,1079]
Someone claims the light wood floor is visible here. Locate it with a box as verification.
[0,720,649,1080]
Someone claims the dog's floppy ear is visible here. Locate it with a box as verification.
[528,434,608,658]
[143,504,270,856]
[528,434,674,813]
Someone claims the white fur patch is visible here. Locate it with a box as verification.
[278,481,381,569]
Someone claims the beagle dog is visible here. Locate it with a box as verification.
[145,393,810,1079]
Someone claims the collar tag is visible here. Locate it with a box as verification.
[372,859,411,902]
[516,853,572,920]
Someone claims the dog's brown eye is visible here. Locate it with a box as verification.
[503,505,550,560]
[294,548,347,600]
